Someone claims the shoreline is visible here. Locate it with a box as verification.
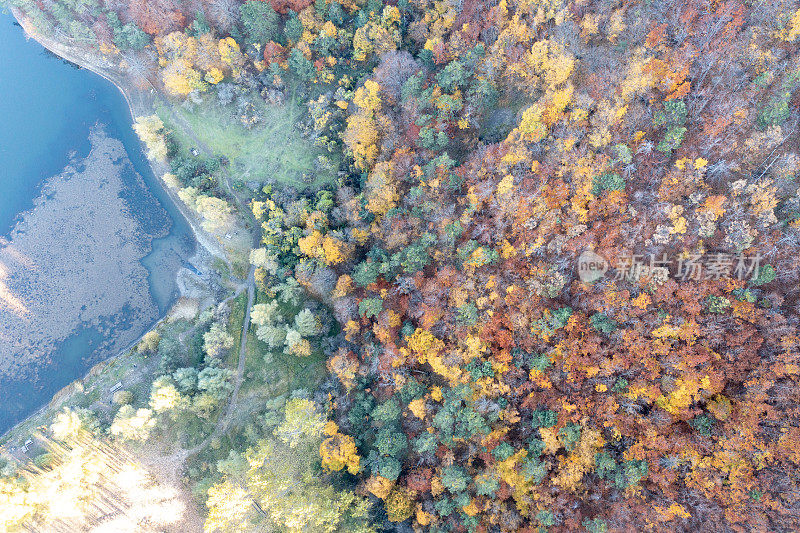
[0,11,229,441]
[10,9,226,263]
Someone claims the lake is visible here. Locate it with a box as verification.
[0,13,195,434]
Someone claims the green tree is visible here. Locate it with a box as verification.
[583,517,608,533]
[328,1,346,25]
[110,406,155,441]
[190,10,211,36]
[197,366,233,400]
[456,303,478,326]
[414,432,437,455]
[205,399,375,533]
[294,308,320,336]
[590,313,617,334]
[371,398,401,422]
[288,48,316,82]
[475,473,499,496]
[157,336,183,373]
[359,297,384,318]
[440,465,469,492]
[656,125,687,153]
[591,172,625,196]
[531,408,557,428]
[436,60,468,92]
[109,15,149,51]
[173,367,199,393]
[277,277,304,305]
[203,322,235,359]
[239,1,279,44]
[284,14,304,44]
[374,456,402,480]
[353,260,380,287]
[256,324,287,348]
[251,301,281,327]
[751,264,776,286]
[114,22,150,51]
[375,427,407,457]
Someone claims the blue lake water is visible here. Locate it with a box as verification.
[0,13,195,434]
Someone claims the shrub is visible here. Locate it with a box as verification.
[590,313,617,334]
[591,172,625,195]
[112,390,134,405]
[750,264,776,286]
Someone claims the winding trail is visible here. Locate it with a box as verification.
[165,106,262,235]
[171,263,255,463]
[165,111,262,461]
[166,108,213,158]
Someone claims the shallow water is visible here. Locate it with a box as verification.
[0,14,195,433]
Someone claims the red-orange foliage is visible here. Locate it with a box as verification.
[128,0,186,35]
[266,0,313,15]
[322,0,800,530]
[263,41,286,64]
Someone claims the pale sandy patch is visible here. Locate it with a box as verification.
[168,297,200,322]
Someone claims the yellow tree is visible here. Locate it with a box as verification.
[343,80,383,170]
[1,413,186,531]
[343,114,380,169]
[133,115,168,162]
[194,196,235,233]
[205,399,374,533]
[320,421,361,474]
[365,161,399,216]
[352,6,401,61]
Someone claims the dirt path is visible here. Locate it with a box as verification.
[222,265,256,432]
[170,264,255,464]
[163,109,261,456]
[166,107,262,243]
[166,104,264,442]
[167,108,214,157]
[8,15,252,530]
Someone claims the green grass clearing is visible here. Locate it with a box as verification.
[157,90,338,189]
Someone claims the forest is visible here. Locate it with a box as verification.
[2,0,800,531]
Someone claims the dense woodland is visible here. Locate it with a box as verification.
[3,0,800,531]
